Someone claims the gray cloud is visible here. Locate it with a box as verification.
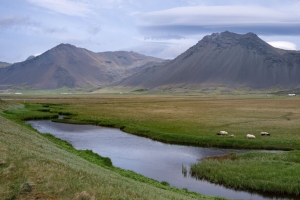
[139,23,300,36]
[138,5,300,36]
[0,16,39,29]
[27,0,93,17]
[88,24,102,35]
[144,35,185,40]
[44,26,68,34]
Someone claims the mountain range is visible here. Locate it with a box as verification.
[118,31,300,89]
[0,44,164,89]
[1,31,300,91]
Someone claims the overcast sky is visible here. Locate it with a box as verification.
[1,0,300,63]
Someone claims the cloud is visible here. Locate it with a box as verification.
[131,37,198,59]
[267,41,297,50]
[34,53,41,56]
[27,0,93,17]
[144,35,185,40]
[88,24,102,35]
[0,16,38,29]
[44,27,68,34]
[138,4,300,36]
[129,11,141,16]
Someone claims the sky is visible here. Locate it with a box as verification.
[1,0,300,63]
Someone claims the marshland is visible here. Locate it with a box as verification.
[1,93,300,199]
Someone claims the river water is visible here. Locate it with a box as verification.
[26,120,293,200]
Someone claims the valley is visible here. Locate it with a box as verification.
[2,93,300,199]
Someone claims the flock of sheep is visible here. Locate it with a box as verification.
[217,131,270,139]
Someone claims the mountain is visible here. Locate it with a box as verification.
[118,31,300,89]
[26,55,35,61]
[0,44,164,89]
[0,61,11,68]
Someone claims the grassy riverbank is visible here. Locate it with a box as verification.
[2,93,300,198]
[3,94,300,150]
[0,99,218,200]
[190,151,300,196]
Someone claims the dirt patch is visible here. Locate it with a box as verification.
[203,153,237,161]
[73,191,95,200]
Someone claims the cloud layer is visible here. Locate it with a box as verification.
[0,16,38,29]
[139,4,300,36]
[27,0,93,17]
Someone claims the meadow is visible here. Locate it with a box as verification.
[4,93,300,150]
[0,99,219,200]
[2,93,300,197]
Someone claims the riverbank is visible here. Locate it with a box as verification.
[0,100,217,200]
[190,151,300,196]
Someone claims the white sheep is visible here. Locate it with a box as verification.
[260,132,270,136]
[218,131,228,135]
[247,134,256,139]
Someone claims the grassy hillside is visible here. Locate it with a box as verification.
[0,100,218,200]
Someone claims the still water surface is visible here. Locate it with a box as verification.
[26,120,293,200]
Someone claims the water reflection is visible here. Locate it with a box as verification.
[26,120,295,200]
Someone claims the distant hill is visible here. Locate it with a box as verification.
[25,55,35,61]
[118,31,300,89]
[0,44,164,89]
[0,61,11,68]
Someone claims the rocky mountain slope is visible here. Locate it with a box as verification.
[0,61,11,68]
[25,55,36,61]
[118,31,300,89]
[0,44,164,89]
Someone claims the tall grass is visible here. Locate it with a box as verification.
[190,151,300,196]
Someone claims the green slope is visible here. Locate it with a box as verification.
[0,100,220,200]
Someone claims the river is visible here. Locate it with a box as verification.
[26,120,294,200]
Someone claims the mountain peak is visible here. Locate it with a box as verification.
[118,31,300,90]
[0,43,164,89]
[203,31,258,41]
[197,31,264,51]
[52,43,77,51]
[57,43,75,47]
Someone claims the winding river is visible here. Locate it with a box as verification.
[26,120,293,200]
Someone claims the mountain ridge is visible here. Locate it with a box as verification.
[0,43,164,89]
[0,61,11,68]
[117,31,300,89]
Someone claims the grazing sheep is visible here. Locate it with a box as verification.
[247,134,256,139]
[260,132,270,136]
[229,134,235,138]
[217,131,228,135]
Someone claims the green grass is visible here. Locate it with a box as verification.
[0,99,218,200]
[4,94,300,150]
[190,151,300,196]
[2,94,300,198]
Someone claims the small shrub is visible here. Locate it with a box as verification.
[161,181,170,186]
